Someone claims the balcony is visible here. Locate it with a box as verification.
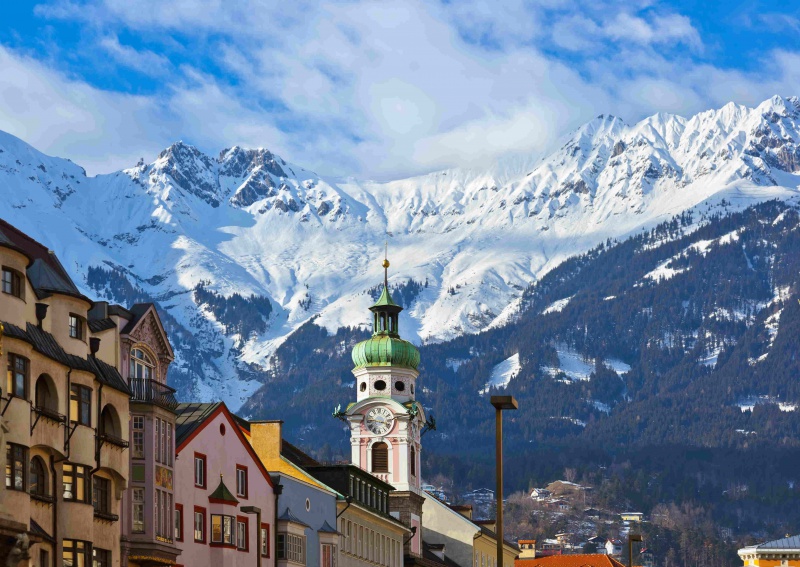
[129,379,179,411]
[98,432,130,449]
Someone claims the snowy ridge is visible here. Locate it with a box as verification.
[2,96,800,409]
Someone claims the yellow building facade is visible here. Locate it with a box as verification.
[739,536,800,567]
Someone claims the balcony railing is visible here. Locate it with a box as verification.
[93,510,120,522]
[129,379,179,411]
[98,432,130,448]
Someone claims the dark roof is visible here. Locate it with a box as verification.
[318,520,339,534]
[1,321,129,394]
[88,318,116,333]
[209,476,239,504]
[282,439,322,468]
[121,303,155,335]
[0,219,85,300]
[422,541,462,567]
[30,519,55,543]
[752,535,800,550]
[278,507,309,527]
[175,403,223,446]
[478,525,520,551]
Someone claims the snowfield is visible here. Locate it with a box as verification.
[3,95,800,409]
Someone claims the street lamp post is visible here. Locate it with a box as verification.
[241,506,262,567]
[628,533,643,567]
[491,395,518,567]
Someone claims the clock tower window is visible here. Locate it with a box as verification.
[410,446,416,477]
[372,442,389,473]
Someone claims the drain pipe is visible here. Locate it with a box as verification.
[49,454,58,567]
[65,370,72,459]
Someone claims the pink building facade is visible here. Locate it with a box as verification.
[174,402,277,567]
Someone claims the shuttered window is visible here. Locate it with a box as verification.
[372,442,389,473]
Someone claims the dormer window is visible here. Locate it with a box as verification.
[130,348,154,381]
[1,267,22,299]
[69,314,84,340]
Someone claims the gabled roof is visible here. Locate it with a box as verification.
[174,402,275,489]
[1,320,130,394]
[0,219,87,301]
[175,402,223,446]
[514,554,626,567]
[121,303,174,359]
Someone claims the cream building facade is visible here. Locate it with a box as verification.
[1,219,132,567]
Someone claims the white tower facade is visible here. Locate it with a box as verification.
[345,258,426,555]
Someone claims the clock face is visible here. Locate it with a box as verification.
[365,407,395,435]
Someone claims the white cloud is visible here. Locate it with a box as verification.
[5,0,800,181]
[99,35,172,75]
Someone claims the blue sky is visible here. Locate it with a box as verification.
[1,1,800,179]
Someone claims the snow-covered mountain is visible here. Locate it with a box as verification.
[2,95,800,409]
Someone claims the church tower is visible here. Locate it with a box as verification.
[345,255,425,555]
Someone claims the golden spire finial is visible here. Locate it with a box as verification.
[382,241,390,287]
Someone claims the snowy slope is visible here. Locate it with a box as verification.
[2,96,800,409]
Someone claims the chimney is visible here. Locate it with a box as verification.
[35,303,49,328]
[249,421,284,463]
[90,337,101,358]
[88,301,109,321]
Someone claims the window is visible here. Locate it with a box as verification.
[236,465,248,498]
[93,476,111,515]
[132,488,145,533]
[261,523,271,557]
[5,443,27,491]
[7,354,28,399]
[1,267,22,298]
[410,446,416,476]
[175,504,184,541]
[154,418,160,463]
[35,375,55,412]
[160,419,166,464]
[166,422,172,466]
[63,540,91,567]
[155,489,172,542]
[93,547,110,567]
[194,507,206,542]
[322,543,337,567]
[39,549,49,567]
[237,516,248,550]
[130,348,154,381]
[211,514,235,546]
[63,463,90,503]
[69,314,83,340]
[70,384,91,426]
[277,533,306,564]
[132,416,145,458]
[194,453,206,488]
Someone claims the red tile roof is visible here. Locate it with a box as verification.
[515,554,626,567]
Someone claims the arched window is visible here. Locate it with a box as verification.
[100,405,121,438]
[410,446,416,477]
[130,348,155,381]
[35,374,57,412]
[29,456,48,497]
[372,442,389,473]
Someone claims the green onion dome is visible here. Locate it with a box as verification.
[352,334,420,370]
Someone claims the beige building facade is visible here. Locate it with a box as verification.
[1,219,132,566]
